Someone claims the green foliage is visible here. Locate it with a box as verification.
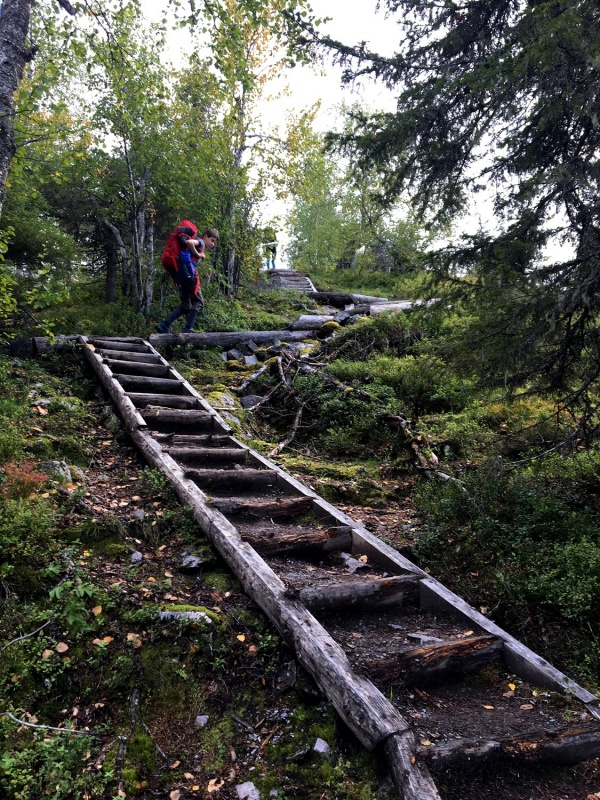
[0,725,111,800]
[327,354,474,416]
[413,466,600,676]
[0,497,57,593]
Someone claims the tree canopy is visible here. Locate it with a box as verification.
[309,0,600,440]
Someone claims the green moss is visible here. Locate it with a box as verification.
[162,604,221,625]
[202,571,241,593]
[197,717,235,771]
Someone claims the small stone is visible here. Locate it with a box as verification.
[36,398,52,408]
[71,466,86,482]
[40,460,72,482]
[269,791,279,798]
[194,715,209,727]
[240,395,263,409]
[220,351,229,362]
[132,509,146,520]
[246,341,259,352]
[227,349,244,361]
[130,550,143,565]
[243,355,258,367]
[276,661,297,692]
[313,738,331,756]
[236,781,260,800]
[179,555,204,574]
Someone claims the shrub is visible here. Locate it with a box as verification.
[1,462,47,499]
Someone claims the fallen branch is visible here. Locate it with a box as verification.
[269,402,306,457]
[1,711,96,735]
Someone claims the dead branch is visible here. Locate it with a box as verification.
[269,402,306,457]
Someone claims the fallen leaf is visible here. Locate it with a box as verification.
[56,642,69,654]
[92,639,103,646]
[520,703,534,710]
[170,760,181,769]
[42,649,54,659]
[420,739,432,746]
[184,772,195,780]
[102,636,114,644]
[158,545,167,551]
[236,634,246,642]
[482,705,494,710]
[357,555,368,563]
[92,606,102,616]
[148,577,156,582]
[248,645,257,653]
[508,683,516,691]
[117,790,126,798]
[503,690,515,698]
[192,787,200,792]
[169,791,181,800]
[164,571,174,578]
[127,633,142,648]
[207,778,224,793]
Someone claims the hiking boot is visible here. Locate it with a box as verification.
[155,321,170,334]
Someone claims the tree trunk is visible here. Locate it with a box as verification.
[0,0,35,219]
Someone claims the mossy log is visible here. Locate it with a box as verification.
[286,574,420,613]
[366,635,503,687]
[149,330,314,348]
[417,723,600,767]
[240,525,352,556]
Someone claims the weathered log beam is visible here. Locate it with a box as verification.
[115,374,186,394]
[185,467,279,490]
[417,723,600,767]
[152,433,237,448]
[93,348,162,364]
[241,526,352,556]
[80,341,147,431]
[127,393,199,409]
[288,315,335,330]
[306,291,390,308]
[149,330,314,348]
[287,575,420,613]
[165,447,249,465]
[103,359,171,378]
[140,408,216,429]
[210,495,313,519]
[367,635,503,687]
[87,338,150,352]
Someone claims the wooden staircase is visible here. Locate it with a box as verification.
[81,335,600,800]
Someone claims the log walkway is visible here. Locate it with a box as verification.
[80,335,600,800]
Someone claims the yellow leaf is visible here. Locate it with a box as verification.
[508,683,516,691]
[102,636,114,644]
[207,778,224,793]
[92,605,102,616]
[148,577,156,582]
[482,705,494,710]
[192,787,200,792]
[420,739,431,746]
[56,642,69,654]
[236,634,246,642]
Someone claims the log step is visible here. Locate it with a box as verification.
[152,433,239,448]
[127,393,200,409]
[94,348,162,364]
[210,495,313,519]
[164,447,250,465]
[240,525,353,556]
[140,408,216,430]
[366,635,503,687]
[104,358,171,378]
[116,374,187,394]
[185,467,279,491]
[88,338,151,353]
[286,574,420,613]
[417,722,600,767]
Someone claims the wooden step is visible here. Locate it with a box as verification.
[286,574,420,612]
[104,359,171,378]
[94,349,162,364]
[127,393,199,409]
[165,446,250,465]
[185,467,279,491]
[240,525,352,556]
[88,339,151,353]
[209,495,313,519]
[116,374,186,394]
[152,433,238,448]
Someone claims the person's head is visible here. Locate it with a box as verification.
[201,228,219,250]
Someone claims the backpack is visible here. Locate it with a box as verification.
[160,220,198,282]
